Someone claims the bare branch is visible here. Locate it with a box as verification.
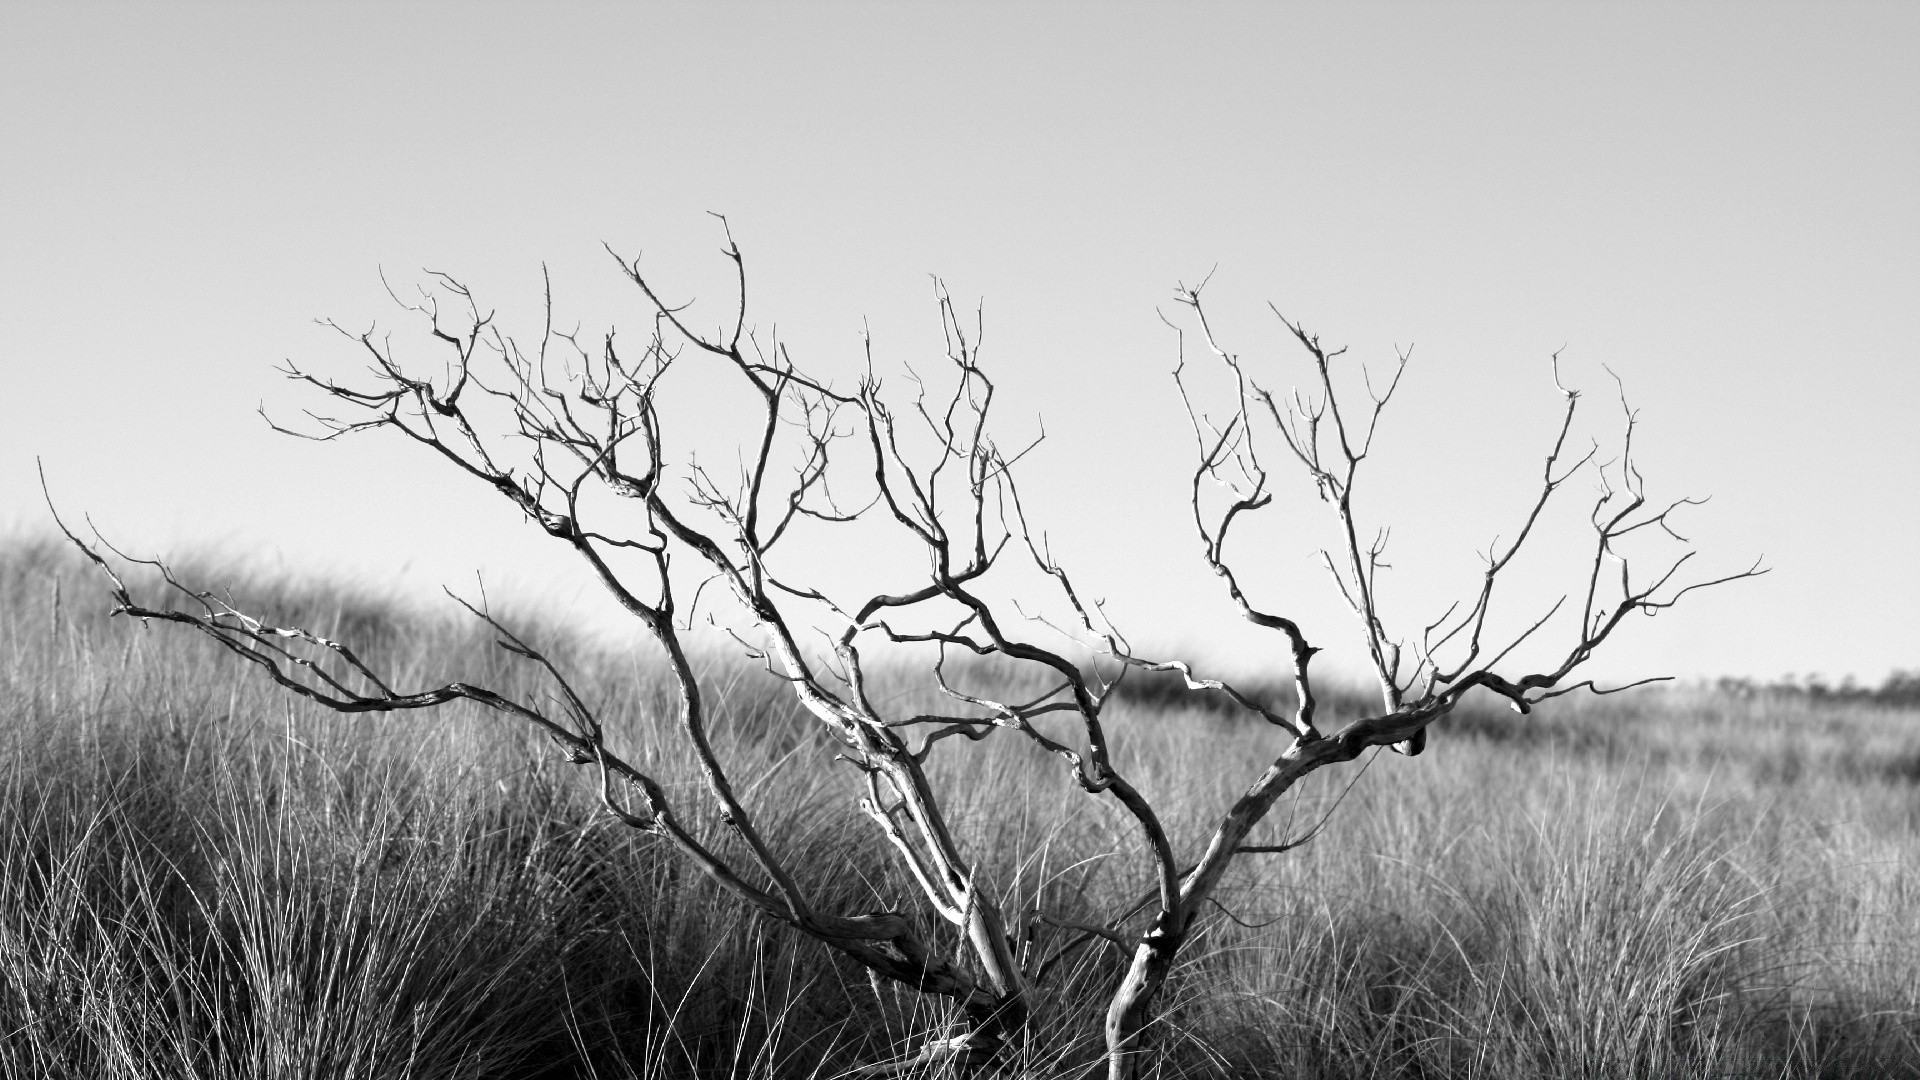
[53,235,1761,1079]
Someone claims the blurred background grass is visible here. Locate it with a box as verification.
[3,537,1915,1078]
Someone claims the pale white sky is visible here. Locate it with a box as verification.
[3,3,1915,687]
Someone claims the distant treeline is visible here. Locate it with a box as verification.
[1107,664,1920,718]
[1102,668,1450,723]
[1715,670,1920,708]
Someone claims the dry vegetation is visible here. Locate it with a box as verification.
[3,538,1916,1078]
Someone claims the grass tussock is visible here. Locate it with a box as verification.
[2,535,1917,1078]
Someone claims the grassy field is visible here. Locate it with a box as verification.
[3,537,1916,1078]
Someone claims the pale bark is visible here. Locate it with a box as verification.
[49,231,1760,1076]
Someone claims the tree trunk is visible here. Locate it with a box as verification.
[1103,917,1185,1080]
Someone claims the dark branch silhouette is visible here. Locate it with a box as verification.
[51,227,1759,1078]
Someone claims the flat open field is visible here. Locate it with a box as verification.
[4,540,1916,1078]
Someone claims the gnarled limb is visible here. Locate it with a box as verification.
[1086,283,1763,1080]
[54,231,1758,1080]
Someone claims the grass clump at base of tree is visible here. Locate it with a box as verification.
[2,537,1916,1078]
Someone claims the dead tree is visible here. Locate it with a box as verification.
[52,223,1760,1079]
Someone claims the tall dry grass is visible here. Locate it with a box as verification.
[2,537,1916,1077]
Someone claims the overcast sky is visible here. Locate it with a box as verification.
[4,3,1914,689]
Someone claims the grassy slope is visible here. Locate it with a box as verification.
[1,538,1916,1078]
